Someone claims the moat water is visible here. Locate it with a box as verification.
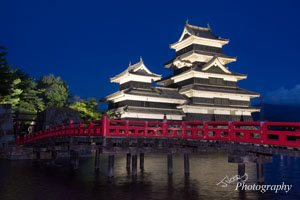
[0,152,299,200]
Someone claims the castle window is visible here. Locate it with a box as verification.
[214,98,229,106]
[209,77,224,85]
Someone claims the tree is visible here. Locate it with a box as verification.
[16,69,45,113]
[0,47,23,109]
[37,74,69,108]
[105,110,121,119]
[69,97,102,121]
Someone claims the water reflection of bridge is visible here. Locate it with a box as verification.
[16,116,300,184]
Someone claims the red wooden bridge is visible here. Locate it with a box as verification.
[16,115,300,148]
[15,116,300,182]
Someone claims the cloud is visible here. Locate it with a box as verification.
[264,85,300,106]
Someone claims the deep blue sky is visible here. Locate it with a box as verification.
[1,0,300,108]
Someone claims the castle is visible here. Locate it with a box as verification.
[103,23,260,121]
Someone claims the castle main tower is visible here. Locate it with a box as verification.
[157,23,260,121]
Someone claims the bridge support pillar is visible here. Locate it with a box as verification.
[168,153,173,175]
[51,151,57,164]
[140,153,144,170]
[132,154,137,176]
[95,150,100,170]
[256,163,264,184]
[36,151,40,161]
[238,163,246,182]
[34,150,41,164]
[229,152,271,185]
[126,153,131,172]
[184,153,190,176]
[108,154,114,177]
[72,151,80,170]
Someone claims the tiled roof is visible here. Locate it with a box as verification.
[179,84,259,96]
[112,58,161,80]
[124,87,185,100]
[185,23,228,41]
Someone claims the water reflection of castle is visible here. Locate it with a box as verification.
[103,23,260,121]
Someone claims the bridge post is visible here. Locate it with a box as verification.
[126,153,131,172]
[140,153,144,170]
[238,163,246,183]
[256,163,264,184]
[108,154,114,177]
[70,151,80,170]
[102,115,108,136]
[95,150,100,170]
[36,151,40,161]
[228,152,271,185]
[70,151,73,166]
[132,154,137,176]
[74,151,79,170]
[184,153,190,176]
[51,151,57,164]
[168,153,173,175]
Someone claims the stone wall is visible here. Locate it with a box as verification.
[0,106,83,159]
[0,104,15,148]
[36,107,80,130]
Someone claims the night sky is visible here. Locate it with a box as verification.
[1,0,300,109]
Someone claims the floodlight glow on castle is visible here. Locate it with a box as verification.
[103,22,260,121]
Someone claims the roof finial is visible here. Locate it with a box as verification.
[140,56,143,62]
[186,19,189,25]
[207,23,211,31]
[129,61,131,66]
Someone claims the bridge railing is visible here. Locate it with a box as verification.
[128,121,146,137]
[205,121,229,141]
[167,122,183,138]
[146,122,164,137]
[262,122,300,147]
[184,121,204,139]
[15,116,300,148]
[229,121,262,144]
[107,119,128,136]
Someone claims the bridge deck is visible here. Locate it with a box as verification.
[17,116,300,149]
[16,116,300,181]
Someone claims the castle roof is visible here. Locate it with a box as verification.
[179,84,259,96]
[183,23,228,41]
[110,58,161,83]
